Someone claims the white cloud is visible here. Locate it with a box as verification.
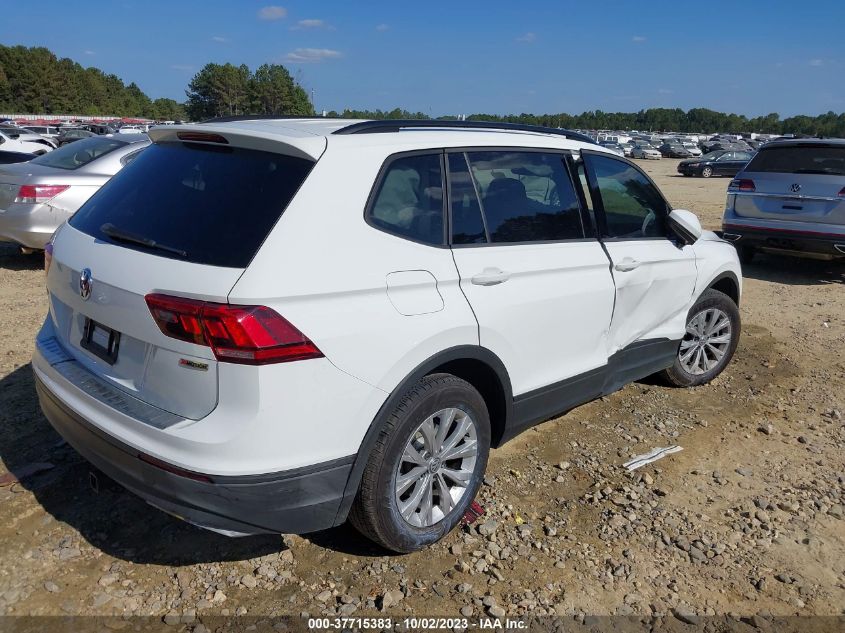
[375,23,390,32]
[632,35,647,42]
[283,48,343,63]
[83,50,95,55]
[809,58,823,66]
[516,32,536,43]
[171,64,194,71]
[292,19,331,30]
[258,6,287,21]
[211,35,229,43]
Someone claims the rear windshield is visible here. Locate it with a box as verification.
[745,145,845,176]
[69,142,314,268]
[31,137,128,170]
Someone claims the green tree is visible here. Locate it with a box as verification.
[185,63,251,120]
[250,64,313,115]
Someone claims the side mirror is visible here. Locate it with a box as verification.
[669,209,702,245]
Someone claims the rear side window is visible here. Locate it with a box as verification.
[368,153,444,245]
[31,137,127,170]
[448,153,487,244]
[745,145,845,175]
[69,142,314,268]
[466,151,584,243]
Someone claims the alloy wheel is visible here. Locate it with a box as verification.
[395,408,478,528]
[679,308,732,375]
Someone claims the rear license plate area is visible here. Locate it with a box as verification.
[81,318,121,364]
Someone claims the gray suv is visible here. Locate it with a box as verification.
[722,138,845,262]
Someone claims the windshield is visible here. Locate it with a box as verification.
[700,151,726,161]
[745,145,845,175]
[30,136,128,170]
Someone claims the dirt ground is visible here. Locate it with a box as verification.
[0,159,843,625]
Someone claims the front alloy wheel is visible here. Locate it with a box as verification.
[679,308,731,375]
[660,288,740,387]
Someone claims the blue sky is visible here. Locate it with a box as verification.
[2,0,843,117]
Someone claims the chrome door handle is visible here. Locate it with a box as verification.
[614,258,641,272]
[471,268,510,286]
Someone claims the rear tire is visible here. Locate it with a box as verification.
[349,374,491,553]
[661,289,740,388]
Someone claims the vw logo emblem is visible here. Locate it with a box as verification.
[789,183,801,193]
[79,268,92,301]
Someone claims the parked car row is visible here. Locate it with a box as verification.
[579,130,767,175]
[0,134,150,250]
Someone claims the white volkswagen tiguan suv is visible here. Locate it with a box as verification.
[34,119,742,552]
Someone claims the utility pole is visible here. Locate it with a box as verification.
[311,89,315,112]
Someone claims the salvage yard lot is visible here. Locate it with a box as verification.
[0,159,843,620]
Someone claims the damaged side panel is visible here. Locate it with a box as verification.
[603,239,698,354]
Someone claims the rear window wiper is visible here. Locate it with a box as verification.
[100,222,187,258]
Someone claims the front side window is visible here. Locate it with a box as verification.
[587,154,668,239]
[368,153,444,245]
[465,151,584,243]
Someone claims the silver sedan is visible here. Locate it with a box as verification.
[0,134,150,251]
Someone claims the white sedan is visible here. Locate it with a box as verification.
[0,129,54,155]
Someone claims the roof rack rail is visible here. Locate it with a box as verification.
[333,119,596,144]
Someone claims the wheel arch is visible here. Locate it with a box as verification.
[707,271,741,306]
[332,345,513,525]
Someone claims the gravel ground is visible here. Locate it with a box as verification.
[0,159,843,623]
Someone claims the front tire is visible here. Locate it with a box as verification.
[661,289,740,387]
[349,374,491,553]
[701,166,713,178]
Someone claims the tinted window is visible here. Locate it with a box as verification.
[448,153,486,244]
[0,150,34,164]
[588,154,668,239]
[466,151,583,243]
[69,142,313,268]
[745,145,845,175]
[30,136,128,170]
[368,153,444,245]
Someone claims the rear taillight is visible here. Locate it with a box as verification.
[15,184,70,204]
[838,186,845,198]
[145,293,322,365]
[728,178,755,192]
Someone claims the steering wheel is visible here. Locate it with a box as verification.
[641,210,656,236]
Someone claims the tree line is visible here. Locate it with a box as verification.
[327,108,845,137]
[0,45,185,120]
[2,44,844,136]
